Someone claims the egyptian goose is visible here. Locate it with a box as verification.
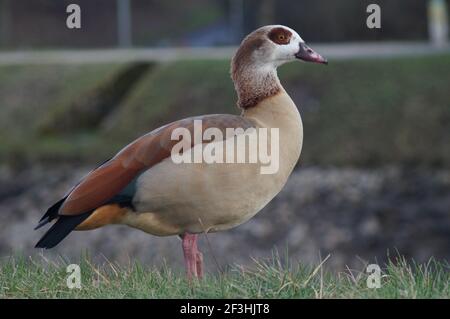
[35,25,327,279]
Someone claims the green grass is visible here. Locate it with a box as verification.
[0,255,448,298]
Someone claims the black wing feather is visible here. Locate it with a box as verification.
[34,158,135,248]
[35,212,92,249]
[34,197,67,230]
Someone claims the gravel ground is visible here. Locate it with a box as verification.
[0,164,449,272]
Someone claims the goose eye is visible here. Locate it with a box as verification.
[268,27,292,45]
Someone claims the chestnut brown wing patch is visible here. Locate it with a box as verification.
[59,114,256,216]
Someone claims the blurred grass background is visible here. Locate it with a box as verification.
[1,55,449,168]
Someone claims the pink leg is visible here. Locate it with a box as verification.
[181,233,203,280]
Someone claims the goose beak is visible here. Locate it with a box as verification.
[295,43,328,65]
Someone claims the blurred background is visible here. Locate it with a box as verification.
[0,0,449,272]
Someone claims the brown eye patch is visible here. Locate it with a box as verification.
[268,27,292,45]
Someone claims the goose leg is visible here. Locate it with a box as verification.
[181,233,202,280]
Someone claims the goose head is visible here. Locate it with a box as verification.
[231,25,327,109]
[232,25,327,71]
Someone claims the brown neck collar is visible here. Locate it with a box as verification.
[231,49,281,110]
